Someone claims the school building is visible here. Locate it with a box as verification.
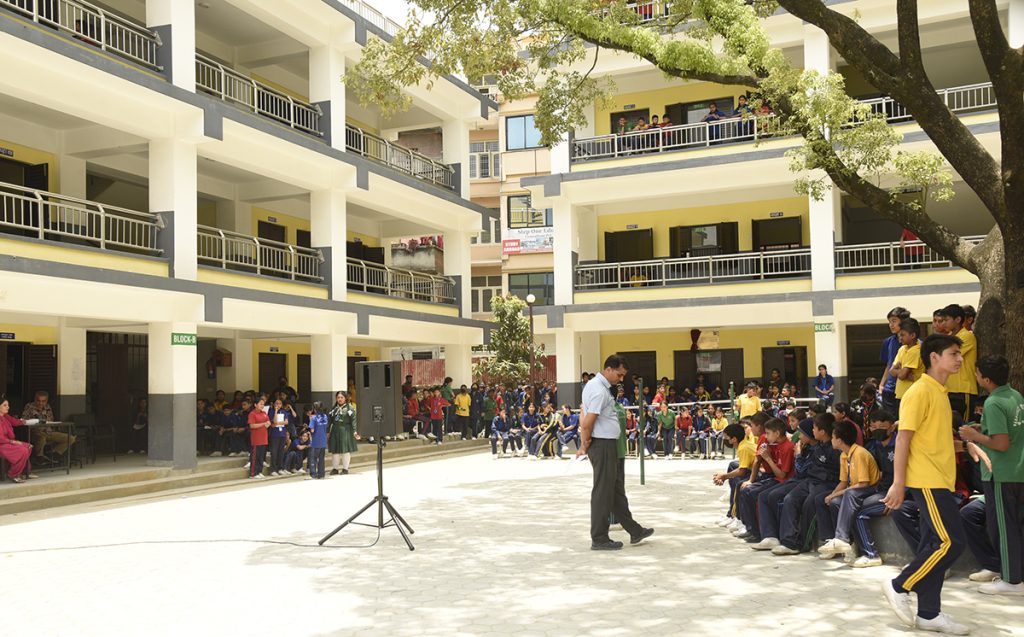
[0,0,495,470]
[466,0,1002,404]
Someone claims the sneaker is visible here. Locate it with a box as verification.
[126,449,134,454]
[591,540,624,551]
[492,453,500,460]
[852,555,883,568]
[968,569,1000,582]
[210,451,222,457]
[716,516,733,527]
[771,545,800,556]
[751,537,780,551]
[978,580,1024,596]
[817,538,851,557]
[330,469,339,476]
[243,462,250,469]
[269,471,279,477]
[342,469,349,475]
[253,474,265,480]
[529,455,538,461]
[881,580,916,628]
[915,613,970,635]
[730,524,748,537]
[630,528,654,545]
[426,432,436,440]
[726,519,742,532]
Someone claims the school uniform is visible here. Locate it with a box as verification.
[818,443,882,542]
[267,407,292,474]
[308,413,328,478]
[727,437,757,518]
[880,333,901,414]
[490,415,511,454]
[962,495,1002,573]
[675,412,692,456]
[945,328,977,419]
[425,396,448,442]
[778,441,841,551]
[852,433,897,559]
[284,438,308,472]
[557,413,580,456]
[891,373,967,621]
[977,383,1024,585]
[247,409,270,477]
[522,412,544,456]
[328,403,358,453]
[656,410,676,457]
[690,415,710,457]
[737,437,795,541]
[759,442,814,540]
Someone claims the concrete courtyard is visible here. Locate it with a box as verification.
[2,453,1022,637]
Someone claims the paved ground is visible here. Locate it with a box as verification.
[2,453,1023,637]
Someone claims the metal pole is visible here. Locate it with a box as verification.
[638,376,645,486]
[528,302,536,384]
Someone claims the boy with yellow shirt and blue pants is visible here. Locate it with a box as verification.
[816,419,881,559]
[892,318,924,413]
[939,304,977,420]
[882,333,969,635]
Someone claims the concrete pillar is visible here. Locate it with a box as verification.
[443,229,472,316]
[311,189,348,300]
[803,24,835,72]
[57,319,87,416]
[148,321,198,469]
[146,0,196,91]
[309,46,346,150]
[550,134,570,175]
[444,343,473,387]
[1011,0,1024,48]
[233,336,254,390]
[150,139,198,280]
[555,329,581,406]
[809,185,839,291]
[551,197,577,306]
[310,333,347,406]
[813,319,845,399]
[216,199,251,234]
[442,118,471,199]
[59,156,87,198]
[577,206,598,262]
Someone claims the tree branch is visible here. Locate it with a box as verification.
[896,0,925,74]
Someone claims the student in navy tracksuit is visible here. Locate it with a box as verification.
[267,399,294,476]
[773,414,841,554]
[557,406,580,457]
[851,409,899,566]
[490,409,511,456]
[521,404,543,458]
[307,403,328,479]
[285,429,310,472]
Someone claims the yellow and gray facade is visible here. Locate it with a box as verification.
[0,0,494,468]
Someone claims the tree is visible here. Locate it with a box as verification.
[473,294,546,385]
[346,0,1019,383]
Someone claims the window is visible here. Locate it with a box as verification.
[471,213,501,245]
[507,195,552,229]
[471,275,503,313]
[507,272,554,306]
[469,141,501,179]
[505,114,543,150]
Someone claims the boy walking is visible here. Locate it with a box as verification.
[881,334,969,634]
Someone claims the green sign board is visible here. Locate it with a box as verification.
[814,322,835,333]
[171,332,198,346]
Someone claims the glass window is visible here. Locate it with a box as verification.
[507,195,552,228]
[469,141,500,179]
[508,272,554,306]
[506,115,543,151]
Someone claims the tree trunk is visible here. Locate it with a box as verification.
[999,238,1024,390]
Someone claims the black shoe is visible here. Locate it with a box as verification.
[341,469,349,475]
[330,469,339,475]
[591,540,624,551]
[744,535,762,544]
[630,528,655,545]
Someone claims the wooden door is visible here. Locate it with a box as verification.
[761,347,787,386]
[297,354,311,403]
[26,344,57,411]
[96,342,131,437]
[258,353,287,396]
[605,229,654,263]
[617,350,656,398]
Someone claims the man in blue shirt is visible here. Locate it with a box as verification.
[579,355,653,550]
[880,307,910,415]
[814,364,835,407]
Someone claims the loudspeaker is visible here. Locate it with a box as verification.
[355,361,402,438]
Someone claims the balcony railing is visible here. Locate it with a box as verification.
[195,54,322,137]
[575,247,812,290]
[1,0,162,69]
[338,0,402,37]
[347,257,457,305]
[0,181,162,255]
[345,124,456,191]
[572,81,999,162]
[834,235,986,273]
[508,207,550,229]
[197,225,323,282]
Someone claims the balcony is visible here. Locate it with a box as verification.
[196,226,323,282]
[345,124,456,191]
[1,0,162,69]
[195,54,322,137]
[0,182,162,255]
[571,81,997,163]
[575,247,811,290]
[834,235,985,274]
[338,0,402,37]
[347,257,457,305]
[508,207,550,229]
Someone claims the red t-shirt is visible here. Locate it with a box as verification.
[427,396,448,420]
[248,409,269,446]
[405,397,419,418]
[757,435,796,482]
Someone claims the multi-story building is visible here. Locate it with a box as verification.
[470,0,1008,404]
[0,0,495,469]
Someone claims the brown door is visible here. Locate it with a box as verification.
[297,354,311,403]
[26,344,57,411]
[617,350,656,398]
[258,353,287,396]
[96,342,132,439]
[347,356,368,386]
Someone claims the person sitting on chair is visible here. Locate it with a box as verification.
[21,390,74,465]
[1,397,38,482]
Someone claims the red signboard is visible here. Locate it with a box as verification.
[502,239,521,255]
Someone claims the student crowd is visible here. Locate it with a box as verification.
[713,303,1023,636]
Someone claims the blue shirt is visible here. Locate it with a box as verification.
[581,373,620,439]
[308,413,328,448]
[881,334,901,393]
[814,374,834,396]
[865,434,897,491]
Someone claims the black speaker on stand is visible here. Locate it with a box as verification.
[319,361,415,551]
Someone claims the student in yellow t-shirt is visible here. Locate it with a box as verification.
[818,419,881,558]
[709,407,729,458]
[712,423,756,524]
[881,333,969,633]
[939,304,977,419]
[736,383,762,419]
[891,318,924,406]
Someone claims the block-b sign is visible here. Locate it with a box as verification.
[814,322,835,333]
[171,332,198,346]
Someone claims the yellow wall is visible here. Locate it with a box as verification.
[196,269,328,299]
[252,339,310,392]
[0,324,58,344]
[596,83,751,136]
[198,199,217,227]
[0,138,57,191]
[600,325,817,380]
[837,268,978,291]
[575,278,811,304]
[348,230,380,248]
[348,344,381,359]
[251,207,309,245]
[0,237,168,276]
[597,196,809,259]
[347,291,460,317]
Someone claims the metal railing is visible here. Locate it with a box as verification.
[1,0,161,69]
[197,225,322,282]
[834,235,985,273]
[345,124,456,191]
[574,247,812,290]
[338,0,402,37]
[347,257,456,305]
[195,54,322,137]
[508,207,550,229]
[627,1,673,22]
[0,181,162,255]
[572,81,998,162]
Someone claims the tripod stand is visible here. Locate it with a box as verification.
[319,437,415,551]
